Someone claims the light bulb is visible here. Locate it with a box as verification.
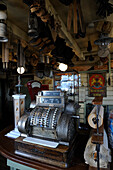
[17,67,25,74]
[59,63,68,72]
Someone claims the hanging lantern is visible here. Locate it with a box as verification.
[94,34,113,46]
[0,2,8,42]
[28,11,39,37]
[2,42,9,69]
[17,40,25,74]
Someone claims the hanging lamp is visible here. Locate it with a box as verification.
[28,11,39,37]
[17,40,25,74]
[0,1,8,42]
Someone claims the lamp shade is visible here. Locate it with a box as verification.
[17,67,25,74]
[59,63,68,71]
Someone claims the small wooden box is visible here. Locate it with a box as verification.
[15,137,75,168]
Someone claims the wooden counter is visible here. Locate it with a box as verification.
[0,126,88,170]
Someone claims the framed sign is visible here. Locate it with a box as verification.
[88,73,106,97]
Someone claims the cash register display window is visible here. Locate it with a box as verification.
[40,98,62,104]
[42,91,60,96]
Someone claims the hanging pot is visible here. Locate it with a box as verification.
[44,65,50,77]
[37,71,44,79]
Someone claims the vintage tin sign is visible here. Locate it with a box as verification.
[88,73,106,97]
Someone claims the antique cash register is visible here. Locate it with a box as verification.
[15,90,78,168]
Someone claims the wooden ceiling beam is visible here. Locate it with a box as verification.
[7,21,40,57]
[45,0,85,60]
[72,55,100,66]
[7,21,29,42]
[81,46,98,55]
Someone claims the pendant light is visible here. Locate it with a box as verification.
[94,34,113,58]
[28,11,39,37]
[17,40,25,74]
[94,34,113,46]
[59,63,68,72]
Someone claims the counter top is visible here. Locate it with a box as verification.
[0,126,88,170]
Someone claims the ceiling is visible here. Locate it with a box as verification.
[6,0,29,32]
[2,0,113,72]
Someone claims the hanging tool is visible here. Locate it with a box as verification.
[67,0,85,37]
[108,53,111,86]
[15,75,23,94]
[73,0,77,34]
[2,42,9,69]
[67,3,73,32]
